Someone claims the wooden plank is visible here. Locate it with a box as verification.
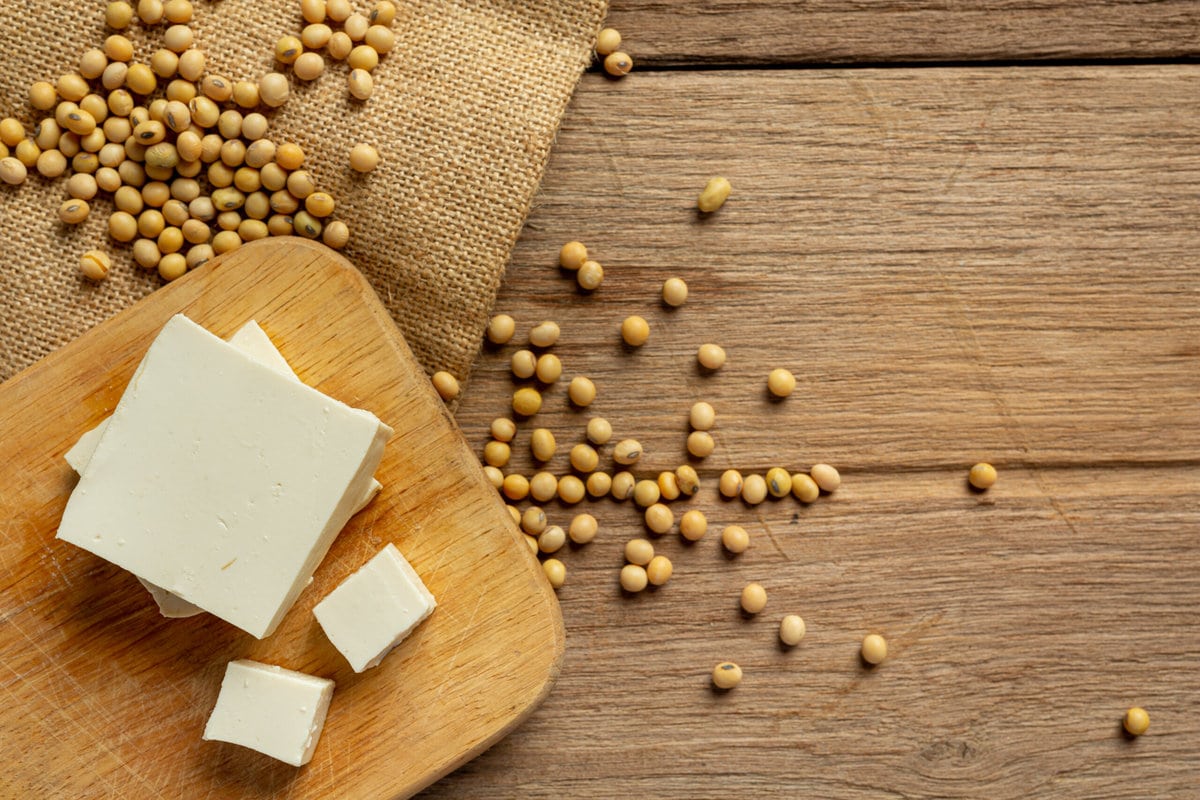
[425,467,1200,799]
[0,238,563,799]
[435,68,1200,797]
[601,1,1200,64]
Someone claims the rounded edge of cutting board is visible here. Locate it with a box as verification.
[217,237,569,796]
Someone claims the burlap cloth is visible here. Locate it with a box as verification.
[0,0,606,382]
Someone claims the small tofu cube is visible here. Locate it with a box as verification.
[313,543,436,672]
[203,660,334,767]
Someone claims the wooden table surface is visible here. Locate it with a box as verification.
[427,4,1200,797]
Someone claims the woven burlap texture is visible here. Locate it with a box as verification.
[0,0,606,382]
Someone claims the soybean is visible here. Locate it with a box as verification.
[620,564,648,592]
[529,472,559,503]
[768,368,796,398]
[569,443,599,473]
[521,506,547,535]
[576,260,603,290]
[611,471,636,501]
[644,503,673,534]
[432,371,460,401]
[603,52,633,77]
[741,474,767,505]
[791,473,820,503]
[585,471,612,497]
[530,320,561,347]
[620,315,650,347]
[657,471,680,501]
[780,615,806,646]
[721,525,749,554]
[487,313,516,344]
[613,439,642,465]
[675,465,700,497]
[766,467,792,498]
[861,634,888,665]
[1123,707,1150,736]
[679,510,707,541]
[624,538,654,566]
[662,277,688,307]
[646,555,673,586]
[697,176,732,213]
[595,28,621,56]
[568,376,596,406]
[542,559,566,590]
[349,143,380,172]
[740,582,767,614]
[697,343,726,370]
[586,417,613,445]
[633,480,660,508]
[686,431,715,458]
[534,353,562,384]
[502,473,529,501]
[568,513,598,544]
[79,250,111,281]
[712,662,742,690]
[491,417,517,442]
[511,349,537,379]
[348,68,374,100]
[538,525,566,554]
[559,241,587,270]
[718,469,743,498]
[557,475,585,504]
[810,464,841,493]
[968,462,997,490]
[530,428,557,461]
[689,401,715,431]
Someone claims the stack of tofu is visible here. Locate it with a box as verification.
[56,314,436,767]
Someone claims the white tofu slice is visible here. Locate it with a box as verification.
[56,314,393,639]
[313,543,436,673]
[64,320,383,620]
[66,321,299,474]
[203,659,334,767]
[226,320,299,378]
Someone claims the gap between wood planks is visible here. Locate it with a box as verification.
[588,55,1200,73]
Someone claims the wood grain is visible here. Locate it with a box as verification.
[433,68,1200,798]
[601,1,1200,65]
[0,238,563,799]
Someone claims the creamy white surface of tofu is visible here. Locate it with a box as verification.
[313,542,436,672]
[203,659,335,767]
[56,314,393,639]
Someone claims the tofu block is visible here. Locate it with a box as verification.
[203,659,334,767]
[66,321,386,622]
[56,314,393,639]
[313,543,436,672]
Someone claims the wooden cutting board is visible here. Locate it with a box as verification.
[0,238,564,799]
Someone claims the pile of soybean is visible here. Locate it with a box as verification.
[0,0,389,281]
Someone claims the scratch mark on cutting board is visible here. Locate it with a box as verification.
[431,589,487,704]
[3,614,167,798]
[0,672,122,798]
